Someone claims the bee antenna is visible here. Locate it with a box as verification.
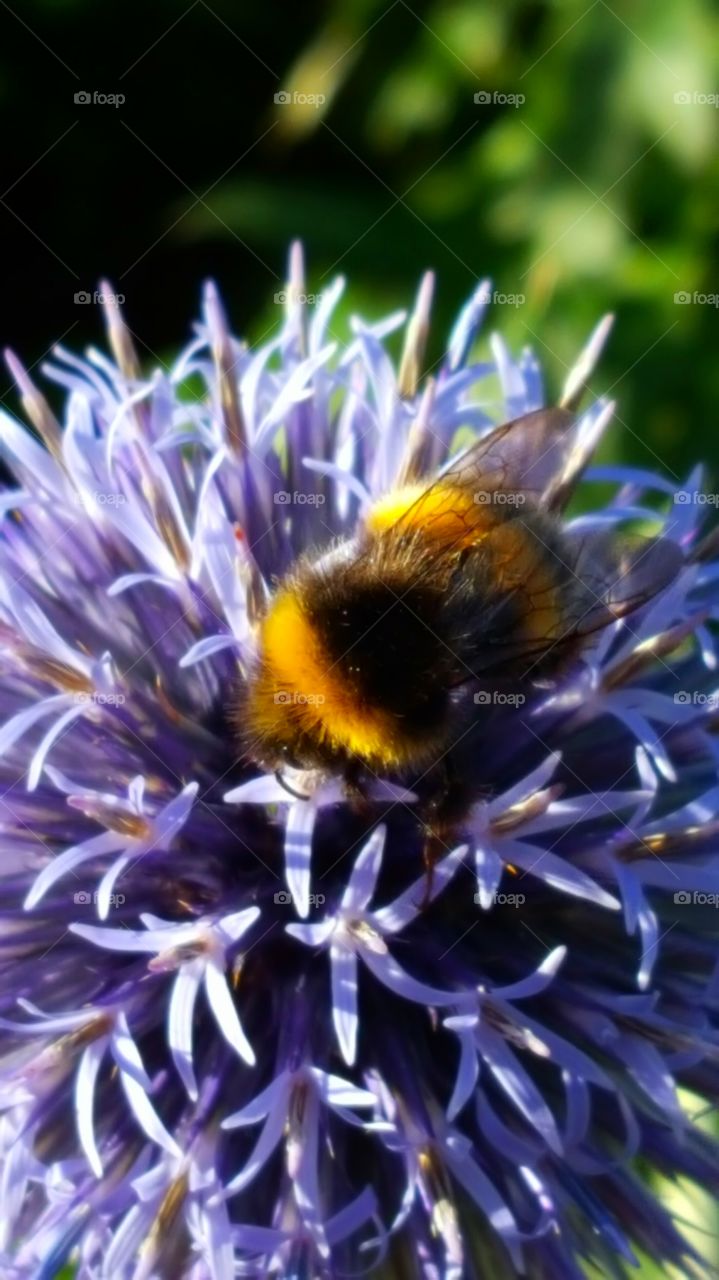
[274,770,311,801]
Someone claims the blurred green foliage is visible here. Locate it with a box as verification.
[1,0,717,490]
[186,0,719,487]
[2,3,718,1277]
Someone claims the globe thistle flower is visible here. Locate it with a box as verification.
[1,244,718,1280]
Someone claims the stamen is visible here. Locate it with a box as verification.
[100,282,142,384]
[602,616,706,691]
[67,796,151,840]
[26,657,94,695]
[396,378,437,485]
[559,313,614,410]
[491,785,563,834]
[143,1173,188,1255]
[398,272,434,399]
[4,350,64,464]
[347,918,388,954]
[205,282,247,455]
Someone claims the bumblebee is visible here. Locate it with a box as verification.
[241,407,680,817]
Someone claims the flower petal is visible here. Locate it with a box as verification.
[0,693,76,759]
[330,944,359,1065]
[75,1037,108,1177]
[479,1024,562,1155]
[341,827,386,914]
[25,831,126,910]
[223,1101,289,1198]
[311,1069,378,1110]
[491,946,567,1002]
[95,853,131,920]
[361,946,459,1006]
[503,839,621,910]
[222,1071,290,1129]
[284,798,316,918]
[204,958,255,1066]
[27,701,89,791]
[168,962,203,1100]
[372,843,468,934]
[224,775,289,805]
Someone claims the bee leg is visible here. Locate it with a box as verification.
[342,759,372,818]
[418,759,470,908]
[419,827,444,907]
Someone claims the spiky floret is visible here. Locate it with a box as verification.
[0,250,717,1279]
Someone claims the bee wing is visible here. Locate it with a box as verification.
[466,530,683,680]
[569,530,684,631]
[443,407,588,506]
[377,407,605,538]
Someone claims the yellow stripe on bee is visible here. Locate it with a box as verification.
[368,482,561,640]
[251,591,402,766]
[482,522,561,643]
[366,481,494,548]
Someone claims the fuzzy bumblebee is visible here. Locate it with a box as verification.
[243,408,681,789]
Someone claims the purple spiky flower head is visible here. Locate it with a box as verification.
[1,245,718,1280]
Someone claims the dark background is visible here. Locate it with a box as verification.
[1,0,717,476]
[2,3,718,1272]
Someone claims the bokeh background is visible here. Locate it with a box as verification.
[1,0,718,483]
[1,1,717,1275]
